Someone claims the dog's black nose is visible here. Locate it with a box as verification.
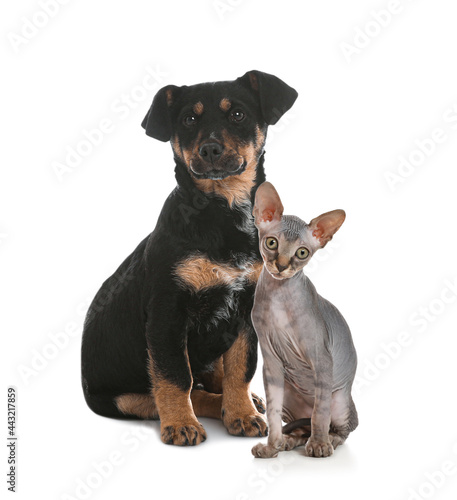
[199,142,224,163]
[276,263,288,273]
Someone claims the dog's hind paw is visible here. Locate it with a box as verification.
[251,393,266,414]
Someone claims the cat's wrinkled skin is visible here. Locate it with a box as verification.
[251,182,358,459]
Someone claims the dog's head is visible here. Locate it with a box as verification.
[142,70,297,181]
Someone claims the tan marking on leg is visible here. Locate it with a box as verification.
[198,357,224,393]
[223,333,253,414]
[153,379,196,425]
[222,332,268,437]
[193,101,204,115]
[115,393,158,419]
[219,98,232,112]
[174,254,246,292]
[148,350,206,445]
[191,390,222,418]
[114,349,157,419]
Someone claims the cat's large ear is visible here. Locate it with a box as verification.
[308,210,346,248]
[253,182,284,228]
[141,84,183,141]
[237,70,298,125]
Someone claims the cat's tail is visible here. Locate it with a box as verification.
[282,418,311,434]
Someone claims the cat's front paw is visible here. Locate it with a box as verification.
[252,442,281,458]
[304,438,334,458]
[252,437,287,458]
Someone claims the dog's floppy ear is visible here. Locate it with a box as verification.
[237,70,298,125]
[141,85,182,141]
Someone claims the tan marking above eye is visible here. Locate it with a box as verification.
[219,98,232,112]
[193,102,204,115]
[174,254,262,291]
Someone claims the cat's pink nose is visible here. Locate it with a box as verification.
[276,263,288,273]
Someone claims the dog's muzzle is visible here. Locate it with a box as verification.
[189,142,245,179]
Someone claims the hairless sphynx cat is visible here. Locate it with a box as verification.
[250,182,358,458]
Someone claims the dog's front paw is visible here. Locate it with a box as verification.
[304,438,333,458]
[223,411,268,437]
[161,421,207,446]
[251,393,266,414]
[252,442,281,458]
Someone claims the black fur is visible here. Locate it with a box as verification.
[81,70,297,419]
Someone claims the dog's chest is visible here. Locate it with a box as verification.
[175,252,262,369]
[174,253,263,326]
[173,203,262,310]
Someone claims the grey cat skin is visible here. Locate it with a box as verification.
[251,182,358,458]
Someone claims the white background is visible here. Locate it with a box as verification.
[2,1,457,499]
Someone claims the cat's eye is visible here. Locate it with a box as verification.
[296,247,309,260]
[265,237,278,250]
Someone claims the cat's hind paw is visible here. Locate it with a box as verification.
[329,432,345,449]
[283,434,308,451]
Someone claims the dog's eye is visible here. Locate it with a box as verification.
[229,109,245,123]
[295,247,309,260]
[183,114,197,126]
[265,237,278,250]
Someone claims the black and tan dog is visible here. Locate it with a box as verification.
[81,70,297,446]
